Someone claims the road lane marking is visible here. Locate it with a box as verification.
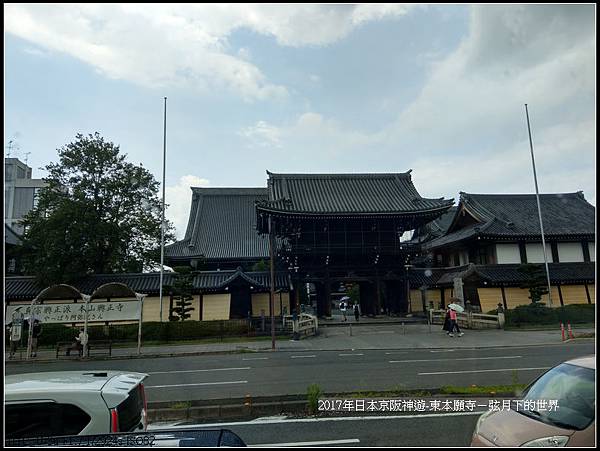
[151,411,484,429]
[145,381,247,388]
[362,331,394,335]
[149,367,250,375]
[385,352,408,355]
[390,356,521,363]
[242,357,269,361]
[249,438,360,447]
[430,350,457,353]
[419,367,551,375]
[339,353,364,356]
[291,355,316,359]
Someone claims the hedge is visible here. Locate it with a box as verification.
[504,304,595,327]
[9,320,254,347]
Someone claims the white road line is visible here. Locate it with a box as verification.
[430,350,457,353]
[339,353,364,356]
[152,411,484,429]
[389,356,521,364]
[419,367,551,375]
[242,357,269,361]
[145,381,248,388]
[249,438,360,447]
[149,367,250,375]
[291,355,316,359]
[385,351,408,355]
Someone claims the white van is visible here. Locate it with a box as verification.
[5,371,148,439]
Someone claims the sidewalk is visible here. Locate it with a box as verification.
[5,323,594,364]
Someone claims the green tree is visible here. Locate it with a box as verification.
[251,260,269,272]
[517,264,550,305]
[170,266,195,321]
[20,133,174,285]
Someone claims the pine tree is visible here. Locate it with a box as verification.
[171,266,195,321]
[518,264,550,305]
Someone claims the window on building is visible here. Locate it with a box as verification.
[557,242,585,262]
[496,243,521,264]
[525,243,553,263]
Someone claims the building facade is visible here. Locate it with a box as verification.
[4,158,47,235]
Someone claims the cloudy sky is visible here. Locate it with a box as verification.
[5,4,596,240]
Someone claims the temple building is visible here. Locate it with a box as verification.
[5,171,596,320]
[407,192,595,313]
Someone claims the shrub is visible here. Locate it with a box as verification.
[505,304,595,327]
[307,384,322,415]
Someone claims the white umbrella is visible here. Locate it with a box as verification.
[448,303,464,313]
[340,296,350,301]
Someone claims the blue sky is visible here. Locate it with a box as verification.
[4,4,596,239]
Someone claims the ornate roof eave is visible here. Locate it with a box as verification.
[255,202,455,219]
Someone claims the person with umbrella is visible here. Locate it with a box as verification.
[447,301,464,337]
[339,296,349,322]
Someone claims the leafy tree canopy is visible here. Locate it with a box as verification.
[20,133,174,286]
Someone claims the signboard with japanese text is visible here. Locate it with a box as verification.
[5,300,141,324]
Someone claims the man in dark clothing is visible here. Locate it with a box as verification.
[31,320,42,357]
[442,308,452,335]
[353,303,360,322]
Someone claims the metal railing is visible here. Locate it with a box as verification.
[283,313,319,337]
[429,309,505,329]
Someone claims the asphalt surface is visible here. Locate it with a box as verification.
[5,342,594,403]
[149,413,483,447]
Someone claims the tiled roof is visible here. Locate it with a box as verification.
[410,262,595,287]
[165,188,270,260]
[257,171,454,216]
[5,270,289,300]
[425,192,595,249]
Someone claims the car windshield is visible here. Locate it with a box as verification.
[519,363,595,430]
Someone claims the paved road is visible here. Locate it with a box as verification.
[149,413,482,447]
[5,342,594,403]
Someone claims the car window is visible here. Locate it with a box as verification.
[521,363,595,430]
[6,402,91,439]
[117,387,144,432]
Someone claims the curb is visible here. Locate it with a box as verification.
[5,339,591,365]
[147,391,519,422]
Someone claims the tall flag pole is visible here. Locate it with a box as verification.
[159,97,167,322]
[525,104,553,306]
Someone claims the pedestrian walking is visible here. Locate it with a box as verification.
[8,321,22,359]
[340,300,347,322]
[353,302,360,322]
[31,320,42,357]
[449,307,464,337]
[442,307,452,336]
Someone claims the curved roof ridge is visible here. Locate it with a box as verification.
[191,187,267,195]
[265,171,413,179]
[460,191,586,198]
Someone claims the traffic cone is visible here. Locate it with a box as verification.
[567,322,574,339]
[560,323,565,341]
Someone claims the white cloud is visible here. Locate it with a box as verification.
[166,175,210,240]
[240,112,379,159]
[4,4,415,100]
[238,6,595,203]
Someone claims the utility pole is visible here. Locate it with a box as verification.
[525,104,553,306]
[269,215,276,350]
[159,97,167,321]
